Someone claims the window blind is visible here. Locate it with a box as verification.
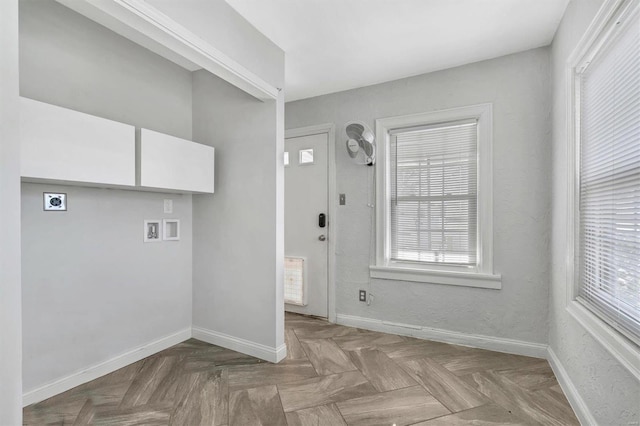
[390,120,478,265]
[577,7,640,344]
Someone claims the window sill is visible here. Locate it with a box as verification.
[369,265,502,289]
[566,301,640,381]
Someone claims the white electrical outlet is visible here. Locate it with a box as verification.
[44,193,67,211]
[163,199,173,214]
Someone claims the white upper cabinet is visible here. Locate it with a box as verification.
[138,128,215,194]
[20,97,214,194]
[20,97,136,187]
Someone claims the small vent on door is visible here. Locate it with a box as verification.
[284,257,307,306]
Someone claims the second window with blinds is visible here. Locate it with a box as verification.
[371,104,501,289]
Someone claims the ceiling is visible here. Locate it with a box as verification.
[225,0,570,101]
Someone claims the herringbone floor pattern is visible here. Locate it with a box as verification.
[23,313,579,425]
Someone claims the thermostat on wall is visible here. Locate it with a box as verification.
[43,192,66,211]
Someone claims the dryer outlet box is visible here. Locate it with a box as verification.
[44,193,66,211]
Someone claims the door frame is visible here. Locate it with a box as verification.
[285,123,336,323]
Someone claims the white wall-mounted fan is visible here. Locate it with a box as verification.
[345,121,375,166]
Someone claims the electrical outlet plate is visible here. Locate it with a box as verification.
[43,192,67,211]
[359,290,367,302]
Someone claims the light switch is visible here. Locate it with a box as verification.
[339,194,346,205]
[163,199,173,214]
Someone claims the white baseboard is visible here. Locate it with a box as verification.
[192,326,286,363]
[547,347,597,426]
[336,314,548,358]
[22,327,192,407]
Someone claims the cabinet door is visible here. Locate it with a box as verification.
[138,128,215,194]
[20,97,135,187]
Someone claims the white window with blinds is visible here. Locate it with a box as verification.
[390,120,478,265]
[573,0,640,346]
[372,104,501,289]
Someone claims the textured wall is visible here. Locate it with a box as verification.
[286,48,551,344]
[0,0,22,422]
[20,0,193,392]
[549,0,640,423]
[191,70,284,350]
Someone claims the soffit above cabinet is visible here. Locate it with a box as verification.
[55,0,278,101]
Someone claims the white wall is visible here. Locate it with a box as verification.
[142,1,286,357]
[286,48,551,345]
[20,0,193,394]
[0,0,22,422]
[21,185,193,391]
[144,0,285,89]
[191,69,285,357]
[549,0,640,423]
[20,0,192,138]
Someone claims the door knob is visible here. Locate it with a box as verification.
[318,234,326,241]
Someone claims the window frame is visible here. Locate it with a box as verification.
[565,0,640,379]
[371,104,501,289]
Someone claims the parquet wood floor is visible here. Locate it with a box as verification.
[23,313,579,425]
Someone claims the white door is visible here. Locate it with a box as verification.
[285,132,328,318]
